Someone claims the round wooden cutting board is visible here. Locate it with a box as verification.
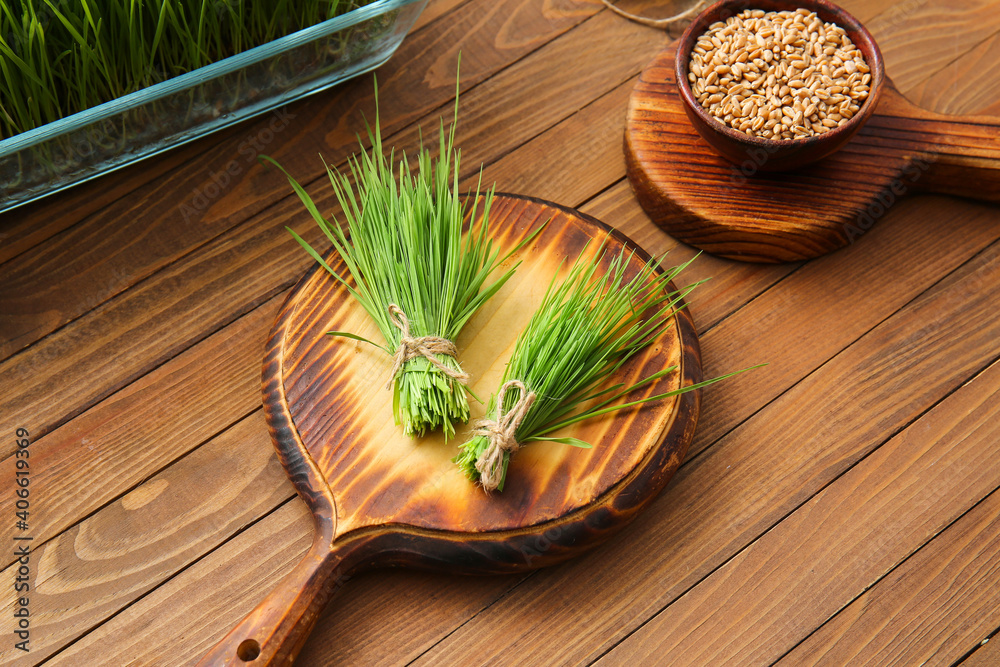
[199,194,703,666]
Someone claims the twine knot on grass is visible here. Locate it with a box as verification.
[386,304,470,389]
[473,380,537,491]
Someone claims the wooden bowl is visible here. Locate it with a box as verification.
[674,0,885,172]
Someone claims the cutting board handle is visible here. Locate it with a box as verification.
[196,532,358,666]
[876,90,1000,203]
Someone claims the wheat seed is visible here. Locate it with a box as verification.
[688,8,871,140]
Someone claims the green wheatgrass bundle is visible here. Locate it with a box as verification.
[269,89,526,440]
[455,245,752,492]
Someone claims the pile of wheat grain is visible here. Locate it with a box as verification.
[687,8,871,140]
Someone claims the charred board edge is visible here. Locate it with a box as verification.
[262,290,338,550]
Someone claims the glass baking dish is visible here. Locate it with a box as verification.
[0,0,427,214]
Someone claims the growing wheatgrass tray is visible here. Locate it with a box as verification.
[0,0,427,212]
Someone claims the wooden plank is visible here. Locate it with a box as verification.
[778,469,1000,666]
[0,207,299,449]
[692,197,1000,454]
[46,499,312,667]
[403,0,471,30]
[0,0,605,361]
[410,206,1000,666]
[963,633,1000,667]
[597,320,1000,666]
[865,0,1000,93]
[37,495,526,667]
[0,297,279,567]
[907,30,1000,116]
[0,410,294,666]
[0,3,667,451]
[296,572,526,666]
[482,81,635,203]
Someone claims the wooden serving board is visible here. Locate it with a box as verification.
[625,45,1000,263]
[198,194,702,665]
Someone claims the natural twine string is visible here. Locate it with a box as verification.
[473,380,537,492]
[385,304,470,389]
[600,0,708,29]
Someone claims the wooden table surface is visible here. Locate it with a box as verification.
[3,0,1000,665]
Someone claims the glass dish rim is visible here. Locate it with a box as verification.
[0,0,421,155]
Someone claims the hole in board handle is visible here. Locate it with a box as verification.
[237,639,261,661]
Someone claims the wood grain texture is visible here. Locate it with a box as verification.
[0,299,279,570]
[963,632,1000,667]
[0,410,293,667]
[47,500,316,667]
[691,195,1000,454]
[864,0,1000,94]
[599,307,1000,666]
[779,470,1000,665]
[200,194,702,665]
[908,31,1000,117]
[624,45,1000,262]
